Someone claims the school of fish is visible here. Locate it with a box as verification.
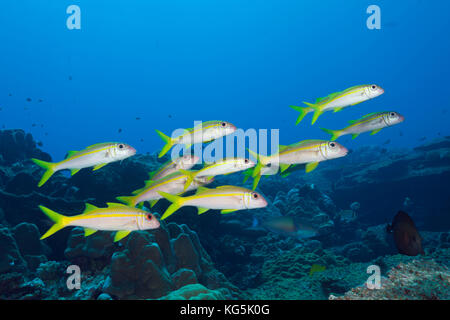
[32,83,405,243]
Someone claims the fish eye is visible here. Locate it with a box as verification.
[371,85,377,90]
[221,122,227,127]
[244,159,249,164]
[390,112,395,117]
[119,144,124,149]
[146,214,153,220]
[329,142,336,148]
[252,192,259,199]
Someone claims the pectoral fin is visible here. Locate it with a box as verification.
[371,129,382,135]
[114,230,131,242]
[93,163,108,171]
[333,107,344,113]
[150,199,159,208]
[84,228,98,237]
[351,133,360,139]
[279,163,291,173]
[197,207,210,215]
[305,162,319,173]
[70,168,81,176]
[221,209,238,214]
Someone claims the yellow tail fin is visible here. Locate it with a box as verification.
[155,129,173,158]
[179,169,197,191]
[289,105,312,125]
[38,205,69,239]
[31,158,57,187]
[303,102,323,125]
[157,191,186,220]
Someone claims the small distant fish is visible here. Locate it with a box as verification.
[44,132,48,136]
[136,117,141,120]
[8,93,12,96]
[118,128,122,133]
[140,138,144,142]
[309,264,326,276]
[290,84,384,125]
[383,139,391,145]
[158,185,267,220]
[32,142,136,187]
[37,141,43,147]
[155,121,236,158]
[26,98,32,102]
[399,131,403,136]
[321,111,404,141]
[68,76,73,80]
[386,211,424,256]
[38,203,160,242]
[258,216,318,239]
[38,99,43,103]
[168,114,172,118]
[32,123,36,127]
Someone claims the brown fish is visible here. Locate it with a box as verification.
[386,211,424,256]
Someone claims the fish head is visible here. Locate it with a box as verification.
[113,143,137,160]
[364,84,384,98]
[383,111,405,126]
[175,154,200,170]
[139,212,161,230]
[211,121,237,138]
[245,191,268,209]
[233,157,256,170]
[322,141,348,160]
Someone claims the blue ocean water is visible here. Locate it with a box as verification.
[1,0,449,158]
[0,1,449,301]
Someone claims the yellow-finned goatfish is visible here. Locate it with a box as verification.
[150,154,199,180]
[116,171,214,208]
[180,157,255,190]
[290,84,384,125]
[248,140,348,189]
[32,142,136,187]
[155,121,236,158]
[321,111,405,141]
[38,202,160,242]
[158,185,268,220]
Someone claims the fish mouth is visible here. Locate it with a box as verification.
[341,146,349,156]
[129,147,137,155]
[398,115,405,122]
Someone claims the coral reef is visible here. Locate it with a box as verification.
[331,259,450,300]
[1,130,450,300]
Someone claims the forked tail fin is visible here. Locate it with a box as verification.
[38,205,69,239]
[31,158,57,187]
[289,105,312,125]
[155,129,174,158]
[157,191,186,220]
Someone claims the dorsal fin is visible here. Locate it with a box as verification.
[66,151,79,159]
[278,145,289,152]
[132,180,155,195]
[195,186,210,194]
[348,112,380,124]
[106,202,129,208]
[83,203,99,213]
